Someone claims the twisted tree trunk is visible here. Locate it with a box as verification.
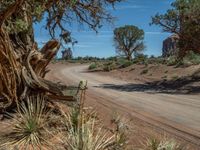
[0,0,74,111]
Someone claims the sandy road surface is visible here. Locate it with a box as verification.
[48,64,200,147]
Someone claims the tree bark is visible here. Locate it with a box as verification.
[0,1,75,111]
[127,54,132,61]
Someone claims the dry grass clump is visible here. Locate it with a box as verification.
[143,138,181,150]
[0,95,53,150]
[109,113,131,150]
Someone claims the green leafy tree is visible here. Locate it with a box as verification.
[151,0,200,58]
[113,25,145,60]
[0,0,122,110]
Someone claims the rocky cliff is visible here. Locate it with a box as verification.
[162,34,179,57]
[62,48,72,60]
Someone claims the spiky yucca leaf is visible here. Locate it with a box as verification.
[0,95,53,150]
[59,107,114,150]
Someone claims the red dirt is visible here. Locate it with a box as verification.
[96,64,200,83]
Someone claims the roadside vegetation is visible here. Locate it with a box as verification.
[87,51,200,72]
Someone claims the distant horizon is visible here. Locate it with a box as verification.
[34,0,174,58]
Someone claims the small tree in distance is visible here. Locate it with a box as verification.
[114,25,145,60]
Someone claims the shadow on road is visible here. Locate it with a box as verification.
[95,76,200,95]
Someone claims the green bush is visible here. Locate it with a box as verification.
[107,56,117,61]
[116,57,127,66]
[183,51,200,65]
[103,61,117,71]
[117,58,133,68]
[148,56,165,64]
[121,61,133,68]
[166,51,200,67]
[166,56,177,66]
[88,63,97,70]
[133,53,148,64]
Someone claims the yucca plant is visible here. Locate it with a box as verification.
[110,113,130,150]
[58,103,115,150]
[144,138,181,150]
[58,83,130,150]
[0,95,53,150]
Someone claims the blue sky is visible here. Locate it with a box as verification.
[34,0,174,58]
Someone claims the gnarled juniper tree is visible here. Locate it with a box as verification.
[0,0,122,111]
[114,25,145,61]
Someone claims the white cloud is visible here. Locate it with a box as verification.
[75,44,92,48]
[75,41,104,48]
[145,31,170,35]
[115,5,146,10]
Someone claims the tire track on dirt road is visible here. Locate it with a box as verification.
[48,64,200,148]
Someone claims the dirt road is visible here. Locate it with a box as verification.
[48,64,200,148]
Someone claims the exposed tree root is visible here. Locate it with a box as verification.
[0,27,75,111]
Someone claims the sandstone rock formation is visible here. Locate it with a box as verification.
[62,48,73,60]
[162,34,179,57]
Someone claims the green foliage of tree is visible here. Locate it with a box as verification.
[1,0,122,45]
[151,0,200,58]
[113,25,145,60]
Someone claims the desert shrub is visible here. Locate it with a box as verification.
[103,61,117,71]
[140,69,148,75]
[76,56,82,60]
[88,63,97,70]
[147,56,166,65]
[89,59,119,72]
[110,113,130,150]
[121,61,133,68]
[59,84,129,150]
[116,57,127,65]
[0,95,53,149]
[107,56,117,61]
[59,107,115,150]
[165,51,200,67]
[103,65,112,71]
[144,138,180,150]
[182,51,200,65]
[166,56,177,66]
[133,53,148,64]
[67,59,79,63]
[117,58,133,68]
